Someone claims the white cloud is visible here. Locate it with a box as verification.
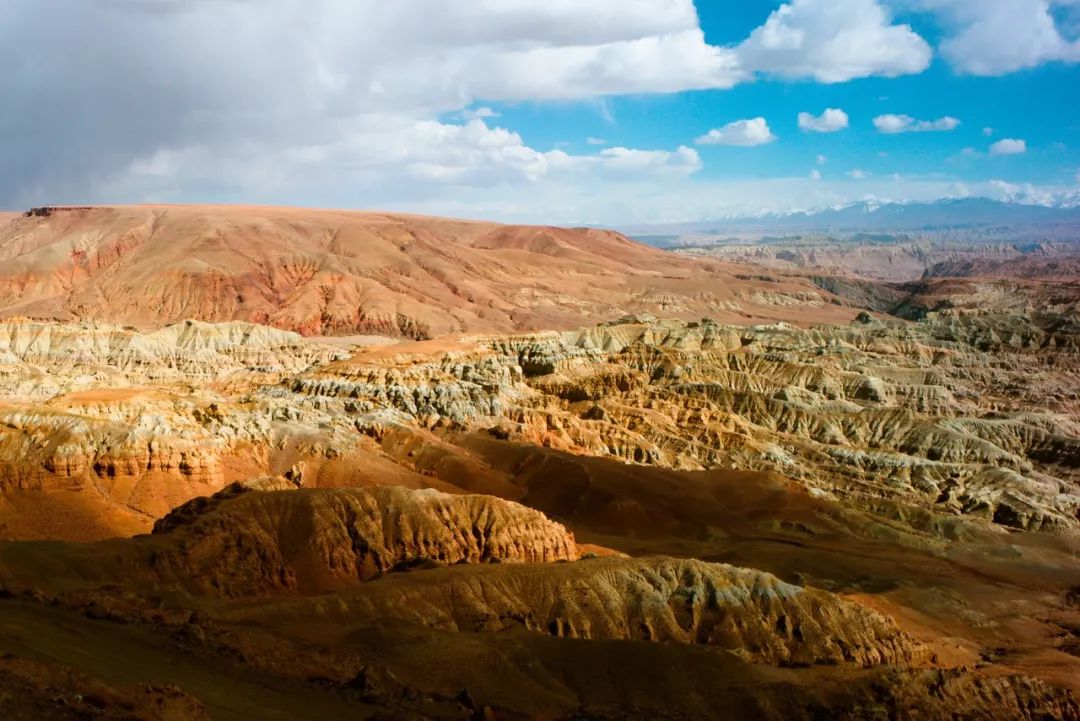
[462,107,500,121]
[355,173,1080,226]
[816,154,828,165]
[989,138,1027,155]
[848,169,869,179]
[0,0,947,213]
[798,108,850,133]
[809,169,822,180]
[695,118,777,146]
[111,118,703,207]
[873,114,961,133]
[4,0,1072,226]
[586,137,608,145]
[982,126,995,137]
[912,0,1080,76]
[0,0,751,209]
[738,0,932,83]
[988,178,1078,206]
[588,145,703,176]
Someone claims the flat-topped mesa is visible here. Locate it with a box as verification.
[143,485,578,596]
[0,204,854,337]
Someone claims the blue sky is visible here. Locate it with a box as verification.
[2,0,1079,224]
[482,61,1079,187]
[465,2,1080,209]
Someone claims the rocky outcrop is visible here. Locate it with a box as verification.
[234,556,926,668]
[141,485,578,596]
[3,311,1077,539]
[0,317,343,396]
[826,669,1080,721]
[274,315,1080,535]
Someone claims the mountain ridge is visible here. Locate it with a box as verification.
[627,197,1080,242]
[0,204,855,337]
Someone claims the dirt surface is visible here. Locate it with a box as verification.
[0,206,1078,718]
[0,204,855,337]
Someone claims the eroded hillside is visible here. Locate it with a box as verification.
[0,271,1078,717]
[0,205,853,337]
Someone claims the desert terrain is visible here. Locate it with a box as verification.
[0,206,1078,720]
[0,205,851,337]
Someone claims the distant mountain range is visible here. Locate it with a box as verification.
[625,198,1080,245]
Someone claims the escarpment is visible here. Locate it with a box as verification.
[0,317,343,392]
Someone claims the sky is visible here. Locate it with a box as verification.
[2,0,1079,225]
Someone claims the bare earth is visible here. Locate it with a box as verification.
[0,205,1078,720]
[0,205,853,338]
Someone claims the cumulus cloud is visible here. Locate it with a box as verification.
[695,118,778,146]
[462,107,500,121]
[0,0,743,208]
[989,138,1028,155]
[0,0,940,213]
[848,169,869,179]
[982,127,995,137]
[376,173,1080,226]
[988,178,1078,206]
[738,0,932,82]
[809,169,822,180]
[112,118,702,200]
[586,137,608,146]
[817,154,828,165]
[873,114,961,133]
[3,0,1067,224]
[910,0,1080,75]
[798,109,850,133]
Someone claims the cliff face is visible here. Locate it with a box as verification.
[1,205,1079,719]
[0,480,916,669]
[1,475,1075,721]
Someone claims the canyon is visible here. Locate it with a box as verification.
[0,206,1078,719]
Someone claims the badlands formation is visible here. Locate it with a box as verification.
[0,206,1078,719]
